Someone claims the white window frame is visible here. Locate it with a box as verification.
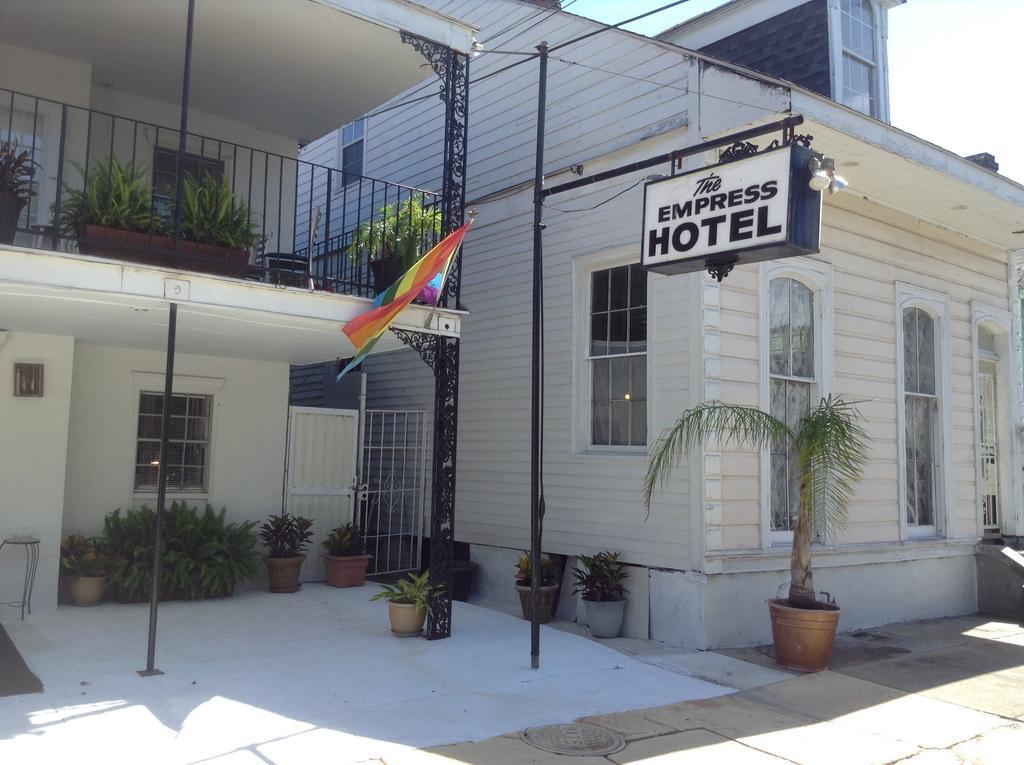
[759,258,834,549]
[572,247,652,456]
[895,283,952,541]
[129,371,224,502]
[827,0,893,122]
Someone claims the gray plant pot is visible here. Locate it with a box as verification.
[584,598,626,638]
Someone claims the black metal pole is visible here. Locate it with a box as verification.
[140,302,177,677]
[530,42,549,671]
[171,0,197,258]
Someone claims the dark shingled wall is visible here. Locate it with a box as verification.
[699,0,832,98]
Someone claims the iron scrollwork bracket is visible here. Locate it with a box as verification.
[719,141,760,163]
[391,328,439,371]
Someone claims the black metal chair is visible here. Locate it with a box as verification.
[262,252,310,288]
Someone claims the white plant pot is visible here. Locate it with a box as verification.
[584,599,626,638]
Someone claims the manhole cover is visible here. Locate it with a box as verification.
[521,723,626,756]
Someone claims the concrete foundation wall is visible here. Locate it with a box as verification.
[464,541,980,650]
[703,550,979,648]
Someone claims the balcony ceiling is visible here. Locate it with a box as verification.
[0,0,477,144]
[0,248,462,365]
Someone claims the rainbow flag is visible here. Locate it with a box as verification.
[337,222,470,380]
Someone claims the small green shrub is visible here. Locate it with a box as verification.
[347,196,441,268]
[515,553,558,587]
[259,512,314,558]
[572,551,628,602]
[180,173,260,250]
[60,533,108,578]
[58,159,165,236]
[370,570,442,610]
[322,522,363,557]
[101,502,260,601]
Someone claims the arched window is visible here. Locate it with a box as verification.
[840,0,878,116]
[903,306,938,530]
[769,277,815,531]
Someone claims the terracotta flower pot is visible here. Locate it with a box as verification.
[769,598,841,672]
[265,555,305,593]
[69,575,106,606]
[516,583,559,624]
[79,224,249,278]
[387,601,427,636]
[323,553,372,588]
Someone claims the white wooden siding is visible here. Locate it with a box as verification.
[712,193,1010,553]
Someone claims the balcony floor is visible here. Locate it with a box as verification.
[0,585,729,764]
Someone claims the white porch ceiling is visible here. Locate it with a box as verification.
[0,0,477,144]
[0,248,461,365]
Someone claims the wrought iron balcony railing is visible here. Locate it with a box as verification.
[0,86,442,299]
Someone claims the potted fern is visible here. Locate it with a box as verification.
[259,512,314,593]
[178,173,260,275]
[322,522,372,587]
[644,396,868,671]
[58,158,166,261]
[573,551,629,638]
[0,140,37,244]
[347,196,441,292]
[370,570,442,637]
[60,534,108,606]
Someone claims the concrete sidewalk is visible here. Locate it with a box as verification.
[396,616,1024,764]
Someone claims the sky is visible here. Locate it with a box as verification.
[564,0,1024,185]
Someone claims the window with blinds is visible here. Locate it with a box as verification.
[134,392,212,492]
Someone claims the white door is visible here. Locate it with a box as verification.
[285,406,359,581]
[979,366,1000,531]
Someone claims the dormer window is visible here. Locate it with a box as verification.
[839,0,880,117]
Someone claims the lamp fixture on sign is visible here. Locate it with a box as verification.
[807,156,848,195]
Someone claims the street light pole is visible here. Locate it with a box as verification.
[530,41,549,671]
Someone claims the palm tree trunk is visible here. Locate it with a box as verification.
[788,502,816,607]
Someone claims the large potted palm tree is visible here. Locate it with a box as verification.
[644,395,868,671]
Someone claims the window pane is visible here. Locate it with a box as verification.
[769,278,791,376]
[610,401,629,445]
[591,313,608,356]
[903,308,917,392]
[608,311,627,354]
[342,140,363,185]
[592,359,610,404]
[592,269,609,313]
[790,281,814,378]
[134,391,211,492]
[630,401,647,446]
[609,357,630,400]
[609,266,628,310]
[629,264,646,308]
[136,465,158,491]
[918,311,935,395]
[771,452,791,531]
[915,461,934,526]
[629,356,647,401]
[628,307,647,353]
[138,415,161,439]
[592,402,609,445]
[136,441,160,465]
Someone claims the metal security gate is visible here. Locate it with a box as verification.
[359,410,428,575]
[285,406,359,582]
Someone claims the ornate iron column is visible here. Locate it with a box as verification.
[398,32,469,639]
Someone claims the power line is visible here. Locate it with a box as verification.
[542,178,645,212]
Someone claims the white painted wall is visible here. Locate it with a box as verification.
[62,343,290,539]
[0,42,92,107]
[0,332,75,613]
